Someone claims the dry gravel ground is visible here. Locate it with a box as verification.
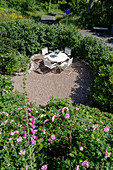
[11,55,94,106]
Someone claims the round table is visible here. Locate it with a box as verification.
[46,52,69,63]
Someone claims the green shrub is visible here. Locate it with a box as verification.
[0,19,82,56]
[77,36,113,112]
[0,50,30,75]
[0,97,113,169]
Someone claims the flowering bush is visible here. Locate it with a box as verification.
[0,94,112,169]
[0,7,23,21]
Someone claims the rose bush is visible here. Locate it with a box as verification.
[0,94,112,169]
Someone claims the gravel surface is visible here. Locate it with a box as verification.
[11,55,94,106]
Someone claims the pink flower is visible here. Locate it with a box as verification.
[9,138,13,141]
[1,120,8,125]
[104,126,109,132]
[30,124,35,129]
[30,129,36,135]
[24,142,27,146]
[31,139,36,144]
[41,165,47,170]
[105,148,111,159]
[79,145,84,151]
[62,107,69,112]
[32,135,37,140]
[17,136,22,143]
[65,114,70,118]
[88,121,91,124]
[14,131,19,134]
[29,114,33,118]
[100,121,104,124]
[44,119,49,124]
[48,139,53,143]
[10,120,15,124]
[105,148,108,152]
[76,107,79,111]
[19,150,25,155]
[52,115,56,122]
[58,109,62,112]
[23,133,27,139]
[30,119,35,124]
[1,122,4,125]
[92,124,99,131]
[2,112,9,116]
[105,151,111,159]
[75,165,79,170]
[51,135,56,140]
[6,113,9,117]
[82,161,90,168]
[10,132,15,136]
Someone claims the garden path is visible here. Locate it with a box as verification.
[11,55,93,106]
[79,29,113,48]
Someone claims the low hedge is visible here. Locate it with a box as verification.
[0,93,113,169]
[0,19,82,56]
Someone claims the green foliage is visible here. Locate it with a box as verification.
[0,74,14,98]
[0,0,37,12]
[69,0,88,14]
[77,36,113,112]
[0,95,113,169]
[0,50,30,75]
[0,19,82,56]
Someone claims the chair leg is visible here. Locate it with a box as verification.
[43,68,50,74]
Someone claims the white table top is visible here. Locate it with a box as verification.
[45,52,69,62]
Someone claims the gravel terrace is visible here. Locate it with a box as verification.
[11,55,94,106]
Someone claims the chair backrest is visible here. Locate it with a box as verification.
[42,47,48,55]
[44,58,51,68]
[67,57,73,66]
[65,47,71,56]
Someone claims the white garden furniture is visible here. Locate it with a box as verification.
[58,57,73,72]
[43,58,57,73]
[65,47,71,57]
[42,47,48,55]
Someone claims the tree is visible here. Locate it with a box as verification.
[87,0,94,13]
[49,0,51,10]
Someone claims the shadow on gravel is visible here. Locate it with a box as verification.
[69,58,94,106]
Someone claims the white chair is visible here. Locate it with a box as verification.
[58,57,73,72]
[44,58,57,73]
[65,47,71,57]
[61,57,73,68]
[42,47,48,55]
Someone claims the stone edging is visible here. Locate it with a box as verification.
[15,54,40,76]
